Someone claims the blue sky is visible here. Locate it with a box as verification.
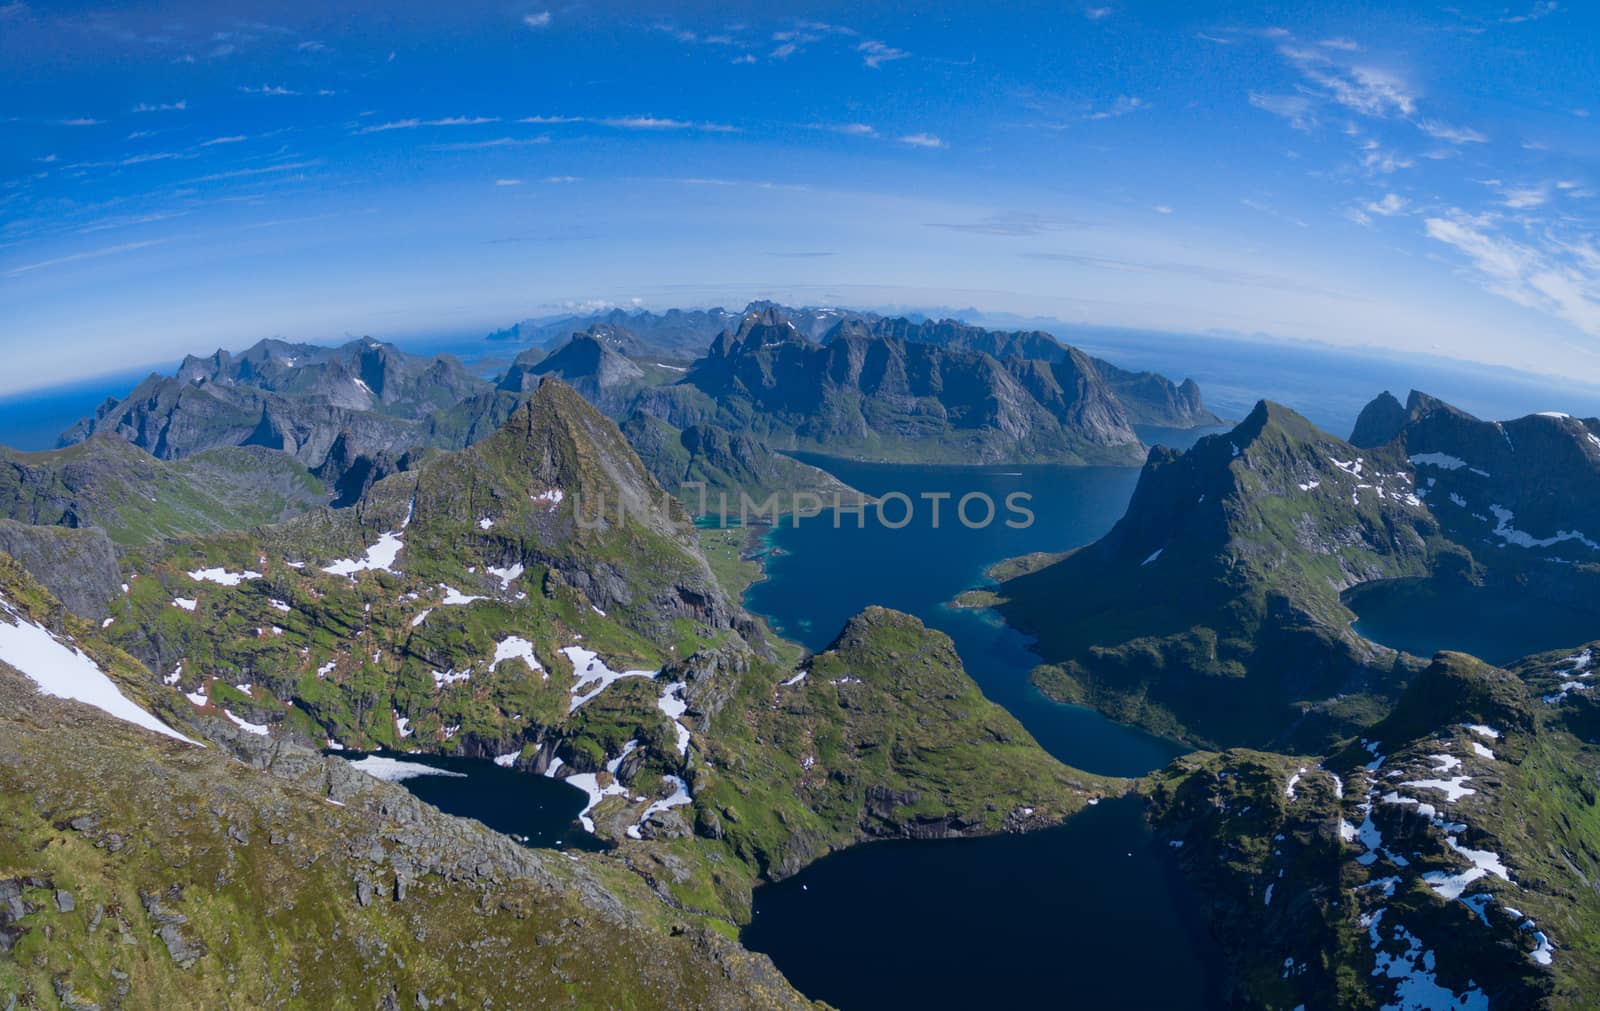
[2,0,1597,394]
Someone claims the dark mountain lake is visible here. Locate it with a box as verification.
[741,795,1223,1011]
[738,448,1226,1010]
[331,749,606,853]
[1347,577,1599,666]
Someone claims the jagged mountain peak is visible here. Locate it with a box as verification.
[727,306,806,349]
[1348,390,1408,447]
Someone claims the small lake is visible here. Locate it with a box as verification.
[741,795,1223,1011]
[739,449,1226,1010]
[1348,577,1599,666]
[332,750,606,852]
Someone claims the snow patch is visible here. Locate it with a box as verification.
[491,636,546,679]
[1489,504,1600,552]
[627,775,693,840]
[0,596,200,745]
[347,755,466,782]
[223,709,269,736]
[322,530,404,576]
[656,681,692,756]
[187,567,261,586]
[562,646,656,712]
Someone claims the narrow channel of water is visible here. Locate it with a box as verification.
[738,447,1226,1010]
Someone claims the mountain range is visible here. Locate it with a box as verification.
[48,306,1222,519]
[5,315,1600,1007]
[990,391,1600,750]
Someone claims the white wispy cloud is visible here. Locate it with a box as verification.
[355,116,500,134]
[77,210,190,234]
[1425,211,1600,336]
[1280,45,1416,117]
[199,135,247,147]
[1500,1,1559,24]
[1086,95,1146,120]
[517,114,736,132]
[1499,182,1550,209]
[898,133,945,149]
[239,84,300,96]
[55,117,104,126]
[495,179,522,186]
[1419,119,1488,144]
[857,40,908,67]
[522,11,551,29]
[7,239,168,278]
[188,159,320,183]
[808,122,877,136]
[132,100,187,113]
[426,136,548,151]
[1152,204,1174,214]
[1364,193,1409,216]
[1248,92,1315,131]
[1085,7,1113,19]
[1359,139,1413,174]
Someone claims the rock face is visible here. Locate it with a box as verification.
[1091,360,1220,428]
[1348,389,1408,448]
[999,400,1439,747]
[1146,646,1600,1010]
[487,302,877,356]
[620,413,865,512]
[488,306,748,358]
[828,316,1221,427]
[632,308,1147,465]
[0,521,121,620]
[59,338,500,485]
[172,337,485,413]
[518,333,649,416]
[1361,390,1600,566]
[0,435,328,547]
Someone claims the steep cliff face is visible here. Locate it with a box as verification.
[1348,389,1408,449]
[827,315,1221,427]
[59,340,530,489]
[999,401,1440,747]
[620,413,864,512]
[1369,391,1600,566]
[631,308,1147,465]
[519,333,649,416]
